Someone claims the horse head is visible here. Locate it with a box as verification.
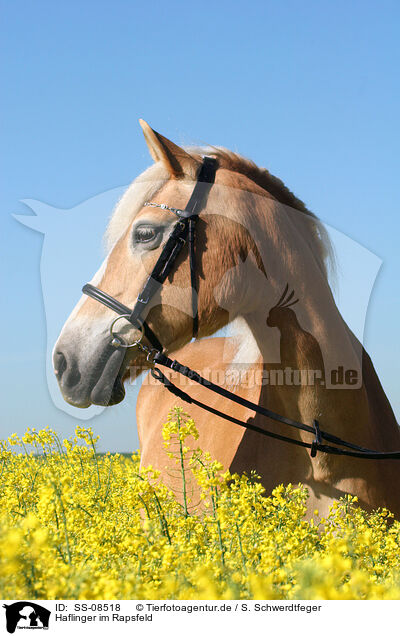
[53,122,260,407]
[54,121,332,408]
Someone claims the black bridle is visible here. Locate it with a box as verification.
[82,157,400,461]
[82,156,217,353]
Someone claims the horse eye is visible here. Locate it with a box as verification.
[134,225,157,243]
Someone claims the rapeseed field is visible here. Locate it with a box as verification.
[1,407,399,600]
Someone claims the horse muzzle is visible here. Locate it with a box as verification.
[53,334,127,408]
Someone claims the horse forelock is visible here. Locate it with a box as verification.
[104,162,170,252]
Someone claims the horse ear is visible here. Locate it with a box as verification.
[139,119,200,178]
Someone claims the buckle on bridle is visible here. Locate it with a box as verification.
[146,349,159,365]
[310,419,322,457]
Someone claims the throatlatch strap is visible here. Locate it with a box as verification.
[186,157,217,338]
[189,216,198,338]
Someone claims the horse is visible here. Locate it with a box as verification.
[53,120,400,519]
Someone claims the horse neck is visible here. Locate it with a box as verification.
[196,182,398,450]
[244,302,399,448]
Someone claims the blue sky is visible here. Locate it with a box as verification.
[1,0,399,451]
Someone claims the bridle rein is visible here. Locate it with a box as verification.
[82,157,400,461]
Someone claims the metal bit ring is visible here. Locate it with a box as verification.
[110,315,145,349]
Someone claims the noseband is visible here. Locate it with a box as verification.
[81,156,400,461]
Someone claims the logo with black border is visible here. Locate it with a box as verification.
[2,603,50,633]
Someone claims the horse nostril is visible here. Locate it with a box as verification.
[54,349,82,388]
[54,351,67,380]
